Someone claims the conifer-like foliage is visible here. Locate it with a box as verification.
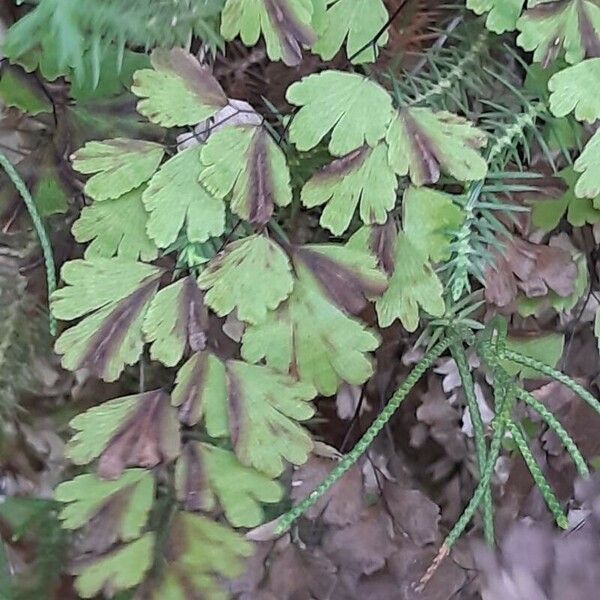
[2,0,600,598]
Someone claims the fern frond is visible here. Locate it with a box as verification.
[4,0,224,85]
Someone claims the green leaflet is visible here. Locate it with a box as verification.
[143,276,208,367]
[376,233,445,331]
[51,258,162,381]
[199,125,292,225]
[532,167,600,230]
[286,70,393,156]
[312,0,389,63]
[549,58,600,122]
[131,47,228,127]
[374,186,461,330]
[221,0,315,66]
[501,332,564,379]
[141,512,252,600]
[301,144,397,235]
[291,242,388,314]
[66,390,180,478]
[71,138,164,201]
[173,353,314,476]
[226,360,315,476]
[242,261,381,396]
[0,64,53,116]
[386,108,488,186]
[175,442,283,526]
[172,351,228,430]
[55,469,154,541]
[467,0,525,33]
[198,234,294,324]
[573,128,600,198]
[517,0,600,66]
[143,144,226,248]
[73,533,154,599]
[402,186,464,262]
[72,185,158,261]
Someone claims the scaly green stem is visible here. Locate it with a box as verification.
[449,339,494,545]
[513,386,589,478]
[502,349,600,416]
[0,151,57,335]
[273,336,451,535]
[506,419,569,529]
[420,365,513,588]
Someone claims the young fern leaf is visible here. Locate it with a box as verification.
[199,125,292,225]
[225,360,315,477]
[175,442,283,526]
[242,258,382,396]
[548,58,600,123]
[72,185,159,261]
[171,351,228,429]
[220,0,316,66]
[386,108,488,186]
[531,167,600,230]
[172,353,315,476]
[312,0,389,64]
[376,233,445,331]
[286,70,393,156]
[71,139,164,201]
[548,58,600,198]
[402,187,464,262]
[291,243,388,315]
[131,48,228,127]
[300,143,397,235]
[73,533,155,599]
[143,145,226,247]
[516,0,600,66]
[467,0,525,34]
[139,512,252,600]
[143,276,209,367]
[66,390,180,479]
[197,234,294,324]
[51,259,162,381]
[376,187,463,331]
[55,469,154,544]
[573,128,600,198]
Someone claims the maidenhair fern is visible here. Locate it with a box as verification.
[3,0,600,597]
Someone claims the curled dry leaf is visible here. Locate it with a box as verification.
[257,538,338,599]
[322,505,396,575]
[485,237,578,307]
